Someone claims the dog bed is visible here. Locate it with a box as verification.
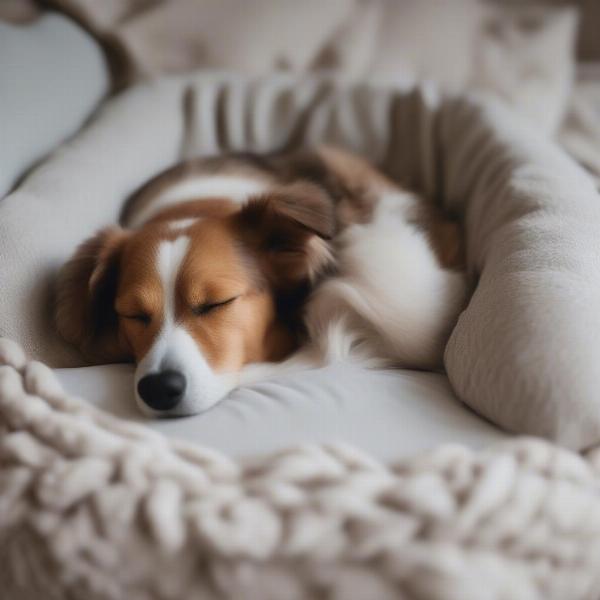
[2,73,600,598]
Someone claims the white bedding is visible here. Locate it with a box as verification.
[55,364,506,460]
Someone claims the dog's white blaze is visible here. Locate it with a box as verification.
[157,236,190,326]
[134,236,235,416]
[132,175,268,226]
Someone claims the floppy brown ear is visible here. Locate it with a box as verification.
[235,182,336,284]
[55,227,131,362]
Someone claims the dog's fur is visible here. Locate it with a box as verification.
[56,147,467,416]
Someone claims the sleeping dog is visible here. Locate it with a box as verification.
[56,147,467,416]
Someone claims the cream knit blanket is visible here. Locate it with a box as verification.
[1,337,600,600]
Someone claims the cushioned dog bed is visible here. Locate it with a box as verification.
[2,73,600,598]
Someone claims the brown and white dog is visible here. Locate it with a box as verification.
[56,147,467,416]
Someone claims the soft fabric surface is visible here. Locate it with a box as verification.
[1,73,600,447]
[559,67,600,185]
[1,338,600,600]
[43,0,577,133]
[0,13,109,197]
[55,363,505,460]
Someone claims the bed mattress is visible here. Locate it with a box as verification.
[55,363,506,460]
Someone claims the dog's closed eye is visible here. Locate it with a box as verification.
[119,312,152,325]
[192,296,238,316]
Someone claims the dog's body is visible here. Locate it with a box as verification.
[56,147,467,416]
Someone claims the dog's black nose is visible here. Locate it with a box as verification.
[137,370,186,411]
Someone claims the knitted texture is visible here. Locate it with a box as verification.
[1,337,600,600]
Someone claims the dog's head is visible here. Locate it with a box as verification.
[56,184,334,416]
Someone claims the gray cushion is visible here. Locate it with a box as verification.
[0,13,109,197]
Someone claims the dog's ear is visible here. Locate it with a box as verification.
[55,227,131,362]
[235,182,336,284]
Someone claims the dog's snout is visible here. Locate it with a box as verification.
[137,370,186,411]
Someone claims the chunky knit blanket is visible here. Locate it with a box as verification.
[1,337,600,600]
